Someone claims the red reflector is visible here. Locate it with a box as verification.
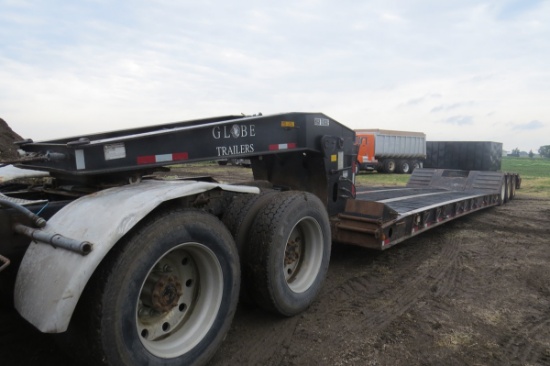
[173,152,189,161]
[137,155,156,164]
[269,143,297,151]
[137,152,189,165]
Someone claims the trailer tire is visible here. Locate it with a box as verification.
[499,176,509,205]
[411,160,420,173]
[223,191,278,302]
[396,160,410,174]
[245,191,331,316]
[510,174,519,200]
[222,191,277,254]
[504,175,510,203]
[383,159,396,173]
[65,210,240,366]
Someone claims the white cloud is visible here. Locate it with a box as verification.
[431,101,475,113]
[513,120,545,130]
[443,115,474,126]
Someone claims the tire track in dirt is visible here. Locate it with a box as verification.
[347,233,462,334]
[466,199,550,366]
[499,271,550,366]
[209,307,300,366]
[501,314,550,365]
[470,203,550,237]
[432,242,463,298]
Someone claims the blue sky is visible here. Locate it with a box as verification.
[1,0,549,152]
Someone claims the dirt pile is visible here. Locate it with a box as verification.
[0,118,23,161]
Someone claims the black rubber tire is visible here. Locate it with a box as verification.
[66,210,240,366]
[510,175,518,200]
[245,191,331,316]
[395,160,410,174]
[383,159,396,174]
[504,175,510,203]
[222,191,278,254]
[217,160,228,166]
[222,191,278,302]
[410,160,420,173]
[355,160,362,173]
[499,176,509,205]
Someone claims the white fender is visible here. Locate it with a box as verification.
[14,179,258,333]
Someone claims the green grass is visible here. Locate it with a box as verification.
[355,171,409,187]
[355,157,550,198]
[501,156,550,178]
[502,156,550,198]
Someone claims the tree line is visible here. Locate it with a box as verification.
[540,145,550,158]
[508,146,550,158]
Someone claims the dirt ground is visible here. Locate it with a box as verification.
[0,118,22,161]
[0,163,549,365]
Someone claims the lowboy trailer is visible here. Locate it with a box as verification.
[0,112,519,365]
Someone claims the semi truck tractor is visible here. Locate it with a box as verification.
[356,129,426,174]
[0,112,519,365]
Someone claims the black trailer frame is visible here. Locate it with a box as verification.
[5,112,520,253]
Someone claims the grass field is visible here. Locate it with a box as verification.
[355,157,550,198]
[502,156,550,198]
[355,171,409,187]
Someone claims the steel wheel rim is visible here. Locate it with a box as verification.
[136,243,223,358]
[283,216,324,294]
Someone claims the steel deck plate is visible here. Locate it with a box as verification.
[356,187,490,214]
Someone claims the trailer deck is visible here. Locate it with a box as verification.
[332,169,518,250]
[357,187,488,213]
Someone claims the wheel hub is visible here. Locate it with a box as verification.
[285,238,301,265]
[148,274,183,313]
[284,233,303,281]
